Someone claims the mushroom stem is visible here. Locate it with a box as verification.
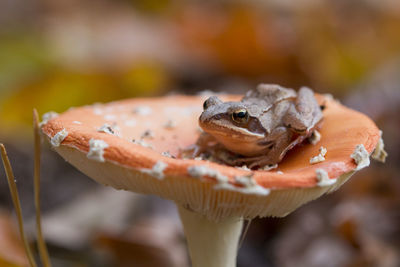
[177,205,243,267]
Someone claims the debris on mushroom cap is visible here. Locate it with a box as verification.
[187,165,229,183]
[141,161,168,180]
[133,105,152,115]
[323,93,338,102]
[50,128,68,147]
[308,130,321,145]
[124,119,137,127]
[93,106,103,115]
[104,114,117,121]
[234,175,270,195]
[163,119,177,129]
[310,147,327,164]
[238,165,251,171]
[372,131,388,163]
[351,144,370,170]
[87,139,109,162]
[39,111,59,127]
[261,164,278,171]
[73,121,82,124]
[141,129,154,139]
[132,139,153,149]
[97,123,115,135]
[161,151,173,158]
[214,175,271,196]
[234,175,256,187]
[316,169,336,187]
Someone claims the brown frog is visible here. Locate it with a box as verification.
[195,84,323,168]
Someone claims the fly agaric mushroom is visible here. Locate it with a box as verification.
[40,94,385,267]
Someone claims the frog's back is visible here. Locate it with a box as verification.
[243,83,297,99]
[243,84,297,105]
[241,84,297,132]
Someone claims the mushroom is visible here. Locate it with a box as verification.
[40,94,384,267]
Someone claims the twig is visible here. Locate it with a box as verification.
[33,109,52,267]
[238,219,252,250]
[0,144,38,267]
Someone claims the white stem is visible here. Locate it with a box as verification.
[177,205,243,267]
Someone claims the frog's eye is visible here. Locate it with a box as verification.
[203,96,222,110]
[203,100,210,110]
[232,109,249,123]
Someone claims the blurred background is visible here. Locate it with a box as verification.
[0,0,399,266]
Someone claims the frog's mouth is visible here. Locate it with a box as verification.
[199,119,264,141]
[201,122,267,156]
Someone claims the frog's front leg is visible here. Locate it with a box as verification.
[283,87,323,134]
[233,127,291,168]
[187,132,218,157]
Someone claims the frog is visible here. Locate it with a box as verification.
[194,84,323,168]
